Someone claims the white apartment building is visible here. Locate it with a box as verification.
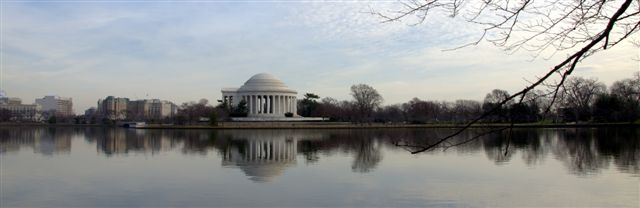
[35,96,73,117]
[0,97,41,121]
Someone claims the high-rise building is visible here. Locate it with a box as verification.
[35,96,73,117]
[127,99,176,120]
[97,96,129,120]
[96,96,176,121]
[127,100,149,120]
[148,99,176,119]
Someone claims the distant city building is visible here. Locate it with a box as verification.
[84,107,97,117]
[128,99,176,120]
[97,96,176,121]
[0,96,41,121]
[222,73,298,119]
[3,97,23,105]
[35,96,73,117]
[127,100,148,120]
[148,99,177,119]
[97,96,129,120]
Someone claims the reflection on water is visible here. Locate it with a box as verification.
[1,126,638,207]
[220,131,299,182]
[1,127,638,178]
[0,127,72,155]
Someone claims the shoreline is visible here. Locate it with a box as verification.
[1,122,638,129]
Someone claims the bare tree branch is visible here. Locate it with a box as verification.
[376,0,638,154]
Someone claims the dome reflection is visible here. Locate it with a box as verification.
[219,130,325,182]
[222,137,297,182]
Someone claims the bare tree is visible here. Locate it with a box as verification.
[610,72,640,105]
[560,77,606,121]
[314,97,341,120]
[377,0,639,153]
[606,72,640,121]
[176,98,216,124]
[403,98,444,123]
[482,89,513,122]
[374,104,406,122]
[484,89,511,104]
[351,84,384,121]
[452,99,482,122]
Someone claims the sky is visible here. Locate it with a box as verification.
[1,1,638,114]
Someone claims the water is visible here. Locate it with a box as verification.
[1,127,638,207]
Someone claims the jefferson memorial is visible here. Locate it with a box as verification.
[222,73,301,120]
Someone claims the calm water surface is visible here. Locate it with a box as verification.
[1,127,638,207]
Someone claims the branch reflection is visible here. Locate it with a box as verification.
[1,127,637,179]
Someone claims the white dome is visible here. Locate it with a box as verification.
[237,73,296,93]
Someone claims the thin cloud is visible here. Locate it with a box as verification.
[1,2,637,113]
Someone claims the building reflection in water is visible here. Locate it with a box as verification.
[97,129,127,155]
[221,136,296,182]
[218,130,326,182]
[0,127,72,155]
[0,127,637,178]
[89,128,179,156]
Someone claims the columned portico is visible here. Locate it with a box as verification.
[222,73,298,118]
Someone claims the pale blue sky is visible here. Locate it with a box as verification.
[2,1,638,113]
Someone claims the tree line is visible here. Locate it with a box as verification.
[12,73,633,125]
[298,74,640,124]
